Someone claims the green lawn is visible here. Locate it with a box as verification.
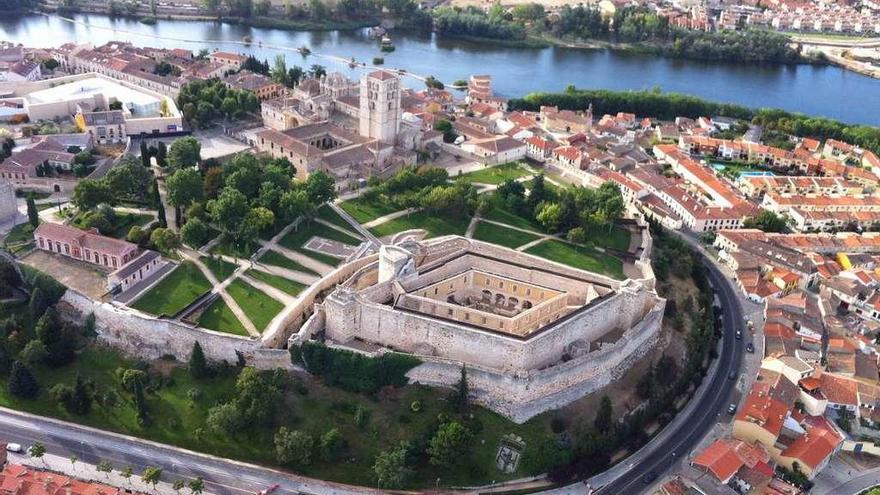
[316,204,354,230]
[201,256,238,281]
[209,237,261,259]
[225,278,285,332]
[3,222,35,247]
[369,210,472,239]
[197,297,248,336]
[472,221,541,249]
[246,269,307,296]
[480,192,544,232]
[340,197,402,224]
[456,162,534,185]
[525,239,625,280]
[279,221,362,266]
[586,224,632,252]
[130,262,212,316]
[257,250,320,276]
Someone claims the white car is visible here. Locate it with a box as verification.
[5,443,23,453]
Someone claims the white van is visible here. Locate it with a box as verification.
[5,443,23,453]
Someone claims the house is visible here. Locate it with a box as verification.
[465,136,527,163]
[208,51,247,70]
[692,438,770,484]
[224,70,283,101]
[107,249,169,293]
[34,222,139,271]
[0,464,146,495]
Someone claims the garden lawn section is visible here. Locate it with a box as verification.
[315,204,354,230]
[201,256,238,281]
[70,211,154,239]
[369,210,472,239]
[586,224,632,252]
[225,278,284,332]
[3,223,35,248]
[0,341,554,487]
[456,162,535,185]
[279,221,362,266]
[339,196,402,224]
[480,192,544,232]
[472,221,541,249]
[246,269,307,296]
[525,239,625,280]
[209,237,261,259]
[130,261,211,316]
[257,250,320,276]
[197,297,248,336]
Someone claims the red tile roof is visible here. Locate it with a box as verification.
[0,464,144,495]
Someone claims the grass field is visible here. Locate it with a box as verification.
[480,193,544,232]
[472,221,541,249]
[197,297,248,336]
[369,210,472,239]
[525,239,625,280]
[279,221,361,266]
[339,197,402,224]
[209,237,261,259]
[257,250,320,276]
[315,204,354,230]
[130,262,211,316]
[225,278,284,332]
[2,223,35,249]
[456,162,534,185]
[586,224,632,252]
[201,256,238,281]
[246,269,307,296]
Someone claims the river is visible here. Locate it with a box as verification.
[2,13,880,126]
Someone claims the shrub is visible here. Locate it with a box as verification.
[299,342,420,394]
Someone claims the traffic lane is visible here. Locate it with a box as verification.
[598,256,743,493]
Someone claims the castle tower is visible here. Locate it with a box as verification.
[359,70,401,145]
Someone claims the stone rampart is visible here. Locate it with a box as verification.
[62,289,264,364]
[406,298,665,423]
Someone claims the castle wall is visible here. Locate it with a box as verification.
[323,282,656,372]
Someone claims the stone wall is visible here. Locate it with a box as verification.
[405,298,665,423]
[62,289,267,364]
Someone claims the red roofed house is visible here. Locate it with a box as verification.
[0,463,145,495]
[777,415,843,478]
[692,438,770,484]
[525,136,554,162]
[34,223,138,271]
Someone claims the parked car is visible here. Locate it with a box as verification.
[735,329,742,340]
[727,403,737,414]
[5,443,22,453]
[642,471,658,484]
[728,370,737,380]
[746,342,755,353]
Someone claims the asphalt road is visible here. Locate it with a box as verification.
[596,248,745,494]
[0,407,381,495]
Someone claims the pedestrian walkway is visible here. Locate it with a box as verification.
[327,202,380,247]
[180,249,259,337]
[361,207,418,229]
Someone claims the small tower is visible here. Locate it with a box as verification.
[359,70,401,145]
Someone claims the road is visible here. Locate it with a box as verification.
[0,407,385,495]
[595,246,745,494]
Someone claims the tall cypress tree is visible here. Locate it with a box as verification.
[188,341,209,379]
[8,361,39,399]
[26,196,39,228]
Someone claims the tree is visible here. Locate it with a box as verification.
[208,188,250,236]
[527,174,548,209]
[105,158,153,201]
[594,395,614,433]
[121,466,133,485]
[188,477,205,495]
[318,428,345,461]
[150,228,180,254]
[28,287,47,318]
[274,427,313,466]
[433,119,457,143]
[427,421,472,467]
[166,168,204,207]
[168,137,202,169]
[373,442,413,489]
[536,202,563,232]
[96,460,113,478]
[566,227,586,244]
[19,340,48,365]
[305,170,337,205]
[188,341,210,379]
[141,467,163,490]
[8,361,39,399]
[279,189,310,223]
[173,479,185,494]
[26,196,39,228]
[451,365,469,414]
[28,442,46,463]
[70,454,78,471]
[742,209,787,233]
[72,179,114,210]
[180,217,210,248]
